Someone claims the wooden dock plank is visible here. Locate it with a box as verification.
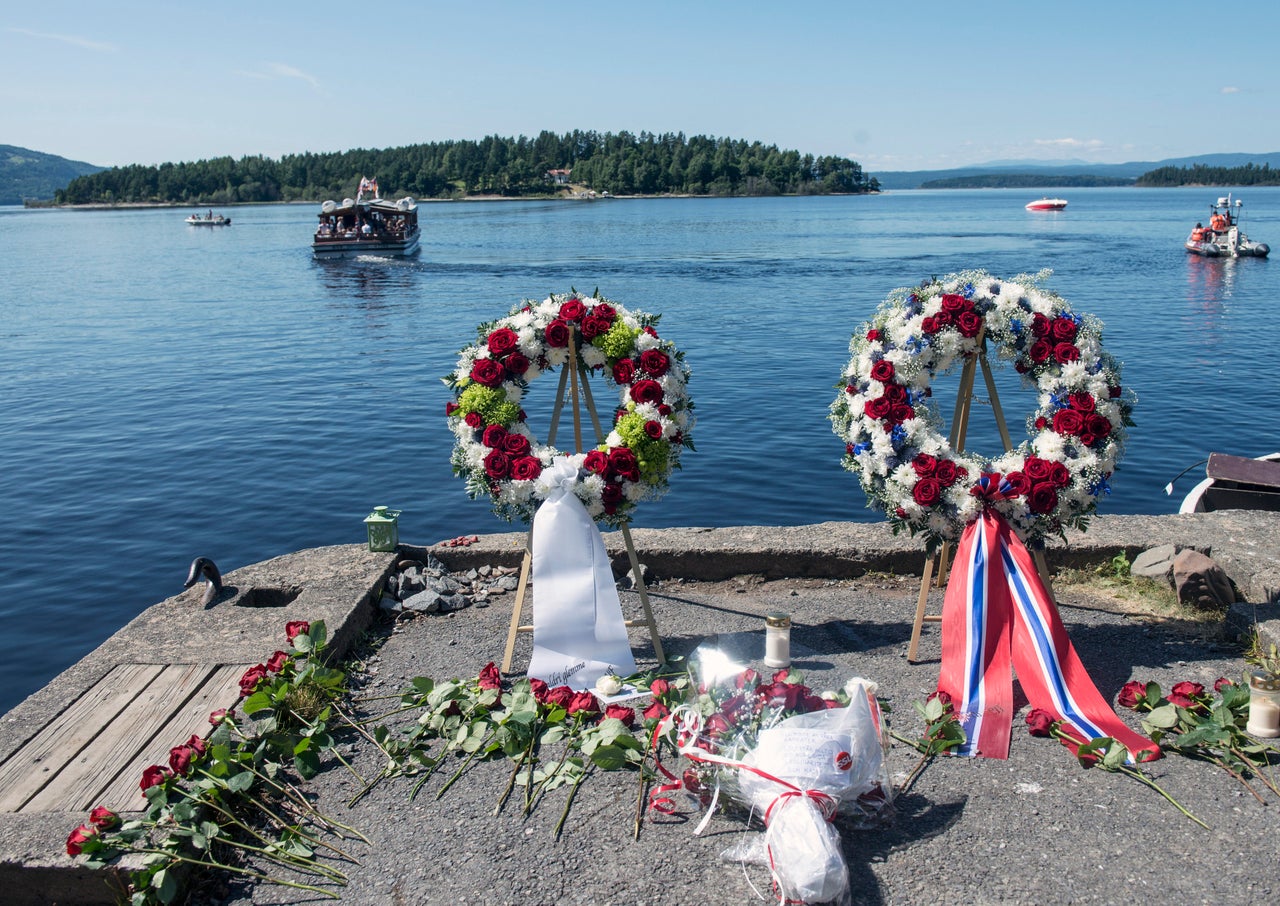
[90,664,248,812]
[22,664,215,814]
[0,664,164,812]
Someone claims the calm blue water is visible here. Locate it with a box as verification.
[2,188,1278,714]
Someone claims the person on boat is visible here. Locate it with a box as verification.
[1210,211,1228,232]
[1190,223,1206,242]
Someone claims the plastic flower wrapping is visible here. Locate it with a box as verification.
[648,645,893,905]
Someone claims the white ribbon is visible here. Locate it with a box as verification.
[526,458,635,690]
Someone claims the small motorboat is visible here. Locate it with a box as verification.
[186,211,231,226]
[1176,452,1280,513]
[1184,194,1269,258]
[1025,198,1068,211]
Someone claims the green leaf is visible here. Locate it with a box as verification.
[226,771,254,793]
[1144,703,1180,730]
[241,690,273,717]
[589,744,630,770]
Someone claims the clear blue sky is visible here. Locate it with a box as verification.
[4,1,1277,172]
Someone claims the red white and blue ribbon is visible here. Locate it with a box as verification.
[937,474,1159,761]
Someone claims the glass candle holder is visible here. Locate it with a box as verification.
[764,611,792,669]
[1246,670,1280,738]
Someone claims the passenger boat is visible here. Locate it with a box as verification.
[1176,452,1280,513]
[186,211,231,226]
[1184,194,1269,258]
[312,180,420,258]
[1025,198,1067,211]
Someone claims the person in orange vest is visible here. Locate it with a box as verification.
[1210,211,1228,232]
[1190,222,1206,242]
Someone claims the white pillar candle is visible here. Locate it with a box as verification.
[764,612,792,669]
[1246,671,1280,738]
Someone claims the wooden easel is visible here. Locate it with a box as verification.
[906,330,1055,663]
[500,333,666,674]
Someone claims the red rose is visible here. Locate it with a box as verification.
[482,424,509,448]
[869,360,895,383]
[704,713,733,739]
[612,358,636,384]
[1087,414,1112,439]
[502,433,531,456]
[643,325,658,337]
[567,691,600,717]
[912,453,938,477]
[469,358,505,388]
[266,650,289,673]
[1051,317,1078,341]
[956,310,982,338]
[239,664,267,697]
[504,352,530,375]
[608,447,640,481]
[867,329,881,341]
[581,313,611,339]
[1028,483,1058,514]
[483,449,511,479]
[464,412,483,429]
[1069,392,1095,413]
[1052,409,1084,436]
[1171,681,1205,699]
[643,420,663,440]
[921,315,940,335]
[544,318,570,348]
[545,685,575,708]
[1109,385,1122,398]
[928,689,953,711]
[1031,313,1051,337]
[1003,470,1031,496]
[559,298,586,321]
[1025,707,1057,737]
[629,379,664,405]
[445,401,459,416]
[1024,457,1052,482]
[934,460,958,487]
[285,620,310,641]
[583,450,609,474]
[1117,680,1146,709]
[477,662,502,691]
[89,806,120,830]
[1050,462,1071,487]
[601,483,624,507]
[756,681,805,711]
[604,703,636,728]
[1029,340,1052,363]
[530,678,549,702]
[771,669,790,683]
[486,327,519,357]
[734,669,761,690]
[209,708,230,725]
[186,734,206,757]
[864,397,891,420]
[169,744,195,776]
[66,824,96,856]
[1053,342,1080,364]
[940,293,966,313]
[890,403,915,423]
[1167,692,1194,709]
[140,765,169,791]
[1213,677,1234,693]
[649,678,672,700]
[913,477,942,506]
[592,303,617,321]
[510,456,542,481]
[642,699,669,722]
[639,348,670,376]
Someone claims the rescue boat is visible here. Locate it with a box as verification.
[1184,194,1269,258]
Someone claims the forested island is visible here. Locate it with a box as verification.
[920,174,1133,189]
[1135,162,1280,187]
[53,131,878,205]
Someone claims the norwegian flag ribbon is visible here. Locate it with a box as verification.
[937,474,1159,761]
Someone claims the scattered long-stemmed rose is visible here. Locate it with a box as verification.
[1117,677,1280,801]
[1024,707,1207,829]
[891,690,967,794]
[66,620,367,904]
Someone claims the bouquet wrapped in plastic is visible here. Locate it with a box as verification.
[648,646,892,904]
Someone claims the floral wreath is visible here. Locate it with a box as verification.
[446,291,694,527]
[830,270,1134,551]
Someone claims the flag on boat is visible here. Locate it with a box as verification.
[357,176,378,200]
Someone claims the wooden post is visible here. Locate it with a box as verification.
[908,336,1055,662]
[501,332,666,675]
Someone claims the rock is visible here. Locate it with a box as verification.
[439,593,470,613]
[1131,544,1179,582]
[1172,549,1236,611]
[378,592,403,613]
[429,575,460,595]
[401,590,443,614]
[497,575,520,592]
[621,562,650,590]
[399,566,427,596]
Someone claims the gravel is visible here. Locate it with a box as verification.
[199,572,1275,906]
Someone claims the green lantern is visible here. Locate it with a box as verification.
[363,506,401,552]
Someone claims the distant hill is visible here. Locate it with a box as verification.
[872,152,1280,190]
[0,145,104,204]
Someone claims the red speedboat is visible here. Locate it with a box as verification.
[1025,197,1067,211]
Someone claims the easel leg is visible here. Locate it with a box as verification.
[501,550,533,674]
[619,523,665,665]
[908,554,936,663]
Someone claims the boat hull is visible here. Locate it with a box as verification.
[313,231,421,258]
[1026,199,1067,211]
[187,217,231,226]
[1179,452,1280,513]
[1184,238,1269,258]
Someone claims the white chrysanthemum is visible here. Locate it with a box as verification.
[634,331,659,351]
[624,482,647,502]
[606,430,624,447]
[581,345,606,369]
[1034,432,1066,462]
[502,384,523,404]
